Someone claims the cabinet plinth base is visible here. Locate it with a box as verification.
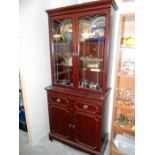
[49,133,101,155]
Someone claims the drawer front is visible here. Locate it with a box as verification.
[74,101,102,115]
[48,94,70,107]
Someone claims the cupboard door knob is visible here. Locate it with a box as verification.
[83,105,88,109]
[56,98,61,103]
[72,124,75,129]
[69,123,72,128]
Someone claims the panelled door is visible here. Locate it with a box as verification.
[72,101,102,151]
[48,95,72,140]
[75,10,110,94]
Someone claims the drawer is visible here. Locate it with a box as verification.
[48,95,70,107]
[74,101,102,115]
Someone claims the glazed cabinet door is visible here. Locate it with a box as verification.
[48,96,72,140]
[73,101,102,151]
[76,10,110,93]
[49,16,76,88]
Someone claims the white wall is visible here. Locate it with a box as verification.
[47,0,78,9]
[20,0,78,146]
[19,0,51,146]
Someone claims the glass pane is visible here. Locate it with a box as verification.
[78,15,105,90]
[52,19,73,86]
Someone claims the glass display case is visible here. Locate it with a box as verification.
[111,14,135,155]
[50,11,109,94]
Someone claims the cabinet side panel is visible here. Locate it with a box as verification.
[103,6,118,139]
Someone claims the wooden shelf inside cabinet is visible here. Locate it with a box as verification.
[117,72,135,78]
[82,68,103,72]
[113,123,135,136]
[120,45,135,49]
[56,64,72,67]
[80,58,103,62]
[115,102,135,110]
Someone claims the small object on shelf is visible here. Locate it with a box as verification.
[53,34,62,42]
[91,16,105,38]
[86,37,104,42]
[124,89,131,105]
[60,19,72,42]
[64,31,72,42]
[83,58,101,69]
[64,55,72,66]
[131,126,135,130]
[115,114,135,129]
[122,37,135,47]
[80,19,91,41]
[90,68,101,72]
[57,80,71,85]
[91,16,106,28]
[116,88,125,104]
[130,92,135,105]
[114,134,135,155]
[88,82,94,89]
[118,114,129,126]
[81,80,90,88]
[86,63,100,69]
[121,59,135,75]
[81,80,101,90]
[80,16,106,42]
[88,82,101,90]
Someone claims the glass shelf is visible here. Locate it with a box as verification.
[82,68,102,72]
[113,123,135,136]
[120,45,135,49]
[80,57,103,61]
[56,63,72,67]
[115,102,135,110]
[117,72,135,78]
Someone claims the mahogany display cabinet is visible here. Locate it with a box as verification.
[45,1,117,155]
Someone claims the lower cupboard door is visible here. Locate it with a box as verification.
[49,105,71,140]
[73,112,102,150]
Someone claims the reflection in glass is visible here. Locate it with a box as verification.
[78,15,106,90]
[52,19,73,85]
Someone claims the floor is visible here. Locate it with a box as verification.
[19,130,109,155]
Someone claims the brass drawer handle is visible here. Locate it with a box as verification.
[83,105,88,109]
[56,98,61,103]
